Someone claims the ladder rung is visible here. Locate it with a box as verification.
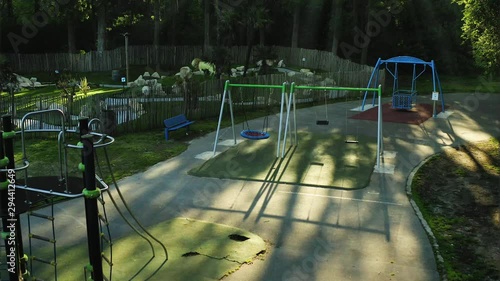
[101,254,112,266]
[29,212,54,221]
[100,234,112,245]
[30,234,56,243]
[98,214,108,225]
[32,256,56,266]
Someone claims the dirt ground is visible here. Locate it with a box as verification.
[415,138,500,280]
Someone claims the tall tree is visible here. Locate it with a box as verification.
[240,1,271,76]
[454,0,500,73]
[214,0,220,45]
[167,0,179,45]
[153,0,161,70]
[94,1,107,53]
[360,0,371,65]
[290,0,301,48]
[203,0,210,52]
[5,0,13,17]
[330,0,344,55]
[0,1,5,52]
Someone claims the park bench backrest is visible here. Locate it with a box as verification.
[164,114,188,128]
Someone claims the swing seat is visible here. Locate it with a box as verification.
[240,130,270,140]
[392,90,417,110]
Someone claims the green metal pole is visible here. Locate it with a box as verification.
[228,83,285,89]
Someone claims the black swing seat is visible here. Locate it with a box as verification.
[240,130,270,140]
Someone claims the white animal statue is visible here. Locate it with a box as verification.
[191,58,216,75]
[191,58,201,69]
[179,66,193,79]
[198,61,216,75]
[277,60,285,68]
[142,86,150,96]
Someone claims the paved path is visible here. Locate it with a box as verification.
[22,92,500,280]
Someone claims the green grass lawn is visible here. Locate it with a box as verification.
[0,85,123,99]
[393,74,500,94]
[14,130,188,183]
[411,138,500,280]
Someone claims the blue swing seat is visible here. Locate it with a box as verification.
[392,90,417,110]
[240,130,270,140]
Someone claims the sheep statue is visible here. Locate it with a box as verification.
[191,58,216,76]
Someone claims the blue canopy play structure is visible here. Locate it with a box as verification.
[361,56,445,116]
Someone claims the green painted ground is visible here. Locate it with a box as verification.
[25,218,266,281]
[190,131,377,189]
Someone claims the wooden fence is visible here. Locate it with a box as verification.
[3,45,374,74]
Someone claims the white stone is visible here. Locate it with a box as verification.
[151,72,161,78]
[143,72,150,77]
[136,78,146,87]
[142,86,150,95]
[277,60,285,68]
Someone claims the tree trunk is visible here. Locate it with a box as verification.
[153,0,161,71]
[169,0,178,45]
[96,4,106,54]
[0,19,2,53]
[360,0,371,65]
[34,0,40,12]
[330,0,343,55]
[215,0,220,46]
[243,29,255,77]
[6,0,13,17]
[68,15,76,54]
[203,0,210,54]
[291,4,300,48]
[259,28,265,46]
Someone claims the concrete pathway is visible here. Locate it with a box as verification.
[20,92,500,281]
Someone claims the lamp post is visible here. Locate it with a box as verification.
[122,32,130,85]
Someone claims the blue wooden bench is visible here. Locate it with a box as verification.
[163,114,194,140]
